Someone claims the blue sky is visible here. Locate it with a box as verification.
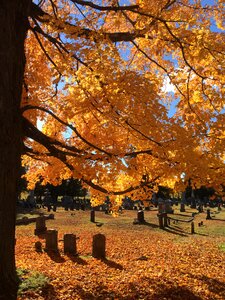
[36,0,223,127]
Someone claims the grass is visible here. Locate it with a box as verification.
[218,243,225,252]
[17,268,49,295]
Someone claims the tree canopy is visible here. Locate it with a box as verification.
[22,0,225,208]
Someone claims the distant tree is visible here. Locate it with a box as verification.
[34,178,86,198]
[156,186,173,200]
[194,186,215,201]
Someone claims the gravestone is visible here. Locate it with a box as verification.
[34,241,42,252]
[137,210,145,223]
[197,204,203,213]
[206,209,212,220]
[34,216,47,235]
[158,199,165,213]
[180,203,185,212]
[191,221,195,234]
[45,229,58,252]
[64,234,77,255]
[165,200,174,214]
[90,209,95,222]
[190,197,196,209]
[92,234,106,259]
[48,213,55,220]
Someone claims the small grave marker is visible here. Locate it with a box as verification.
[64,234,77,255]
[34,241,42,252]
[92,234,106,259]
[137,210,145,223]
[206,209,212,220]
[191,222,195,234]
[180,203,185,212]
[45,229,58,252]
[90,209,95,222]
[34,216,47,235]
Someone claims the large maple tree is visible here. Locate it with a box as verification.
[0,0,224,298]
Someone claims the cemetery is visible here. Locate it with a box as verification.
[1,1,225,299]
[16,200,225,299]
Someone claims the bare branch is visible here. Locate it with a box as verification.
[70,0,139,12]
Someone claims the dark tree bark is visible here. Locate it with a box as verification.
[0,1,30,299]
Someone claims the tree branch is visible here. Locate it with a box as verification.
[22,105,113,156]
[70,0,139,12]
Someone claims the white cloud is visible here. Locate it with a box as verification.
[161,76,175,93]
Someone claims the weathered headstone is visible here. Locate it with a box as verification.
[64,234,77,255]
[137,210,145,223]
[197,204,203,213]
[180,203,185,212]
[34,241,42,252]
[48,213,55,220]
[45,229,58,252]
[92,234,106,259]
[90,209,95,222]
[206,209,212,220]
[165,200,174,214]
[34,216,47,235]
[158,199,165,213]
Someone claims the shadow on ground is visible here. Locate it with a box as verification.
[46,251,66,263]
[101,258,123,270]
[66,254,88,265]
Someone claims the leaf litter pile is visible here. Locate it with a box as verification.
[16,209,225,299]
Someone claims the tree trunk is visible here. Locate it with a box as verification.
[0,1,30,299]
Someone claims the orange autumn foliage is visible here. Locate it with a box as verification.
[22,1,225,206]
[16,210,225,300]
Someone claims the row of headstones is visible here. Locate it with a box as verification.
[35,230,106,259]
[180,203,204,213]
[44,204,86,212]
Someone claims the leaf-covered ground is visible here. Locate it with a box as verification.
[16,208,225,299]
